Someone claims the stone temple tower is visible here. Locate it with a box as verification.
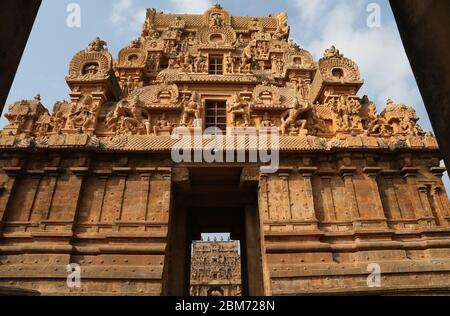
[0,5,449,295]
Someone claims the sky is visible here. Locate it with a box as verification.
[2,0,449,193]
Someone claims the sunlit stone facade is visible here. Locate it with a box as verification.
[0,5,449,295]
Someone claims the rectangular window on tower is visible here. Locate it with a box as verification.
[205,101,227,132]
[208,55,223,75]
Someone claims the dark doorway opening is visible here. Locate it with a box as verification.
[163,167,265,296]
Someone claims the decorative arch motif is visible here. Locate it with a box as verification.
[318,46,361,81]
[252,84,282,106]
[67,38,113,81]
[284,48,314,68]
[117,40,148,68]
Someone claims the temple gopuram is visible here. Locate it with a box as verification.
[0,4,449,295]
[190,239,241,296]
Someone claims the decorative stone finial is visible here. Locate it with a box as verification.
[324,45,343,59]
[88,37,107,52]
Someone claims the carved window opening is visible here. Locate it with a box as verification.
[82,62,99,75]
[205,100,227,132]
[293,57,302,65]
[128,54,139,62]
[332,67,344,78]
[209,55,223,75]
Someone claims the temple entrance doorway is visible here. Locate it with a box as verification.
[164,167,265,296]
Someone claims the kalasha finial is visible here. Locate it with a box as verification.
[386,98,395,107]
[88,37,107,52]
[324,45,343,59]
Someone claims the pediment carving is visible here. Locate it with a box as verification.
[67,37,114,81]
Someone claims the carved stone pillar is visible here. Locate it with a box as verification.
[402,167,436,227]
[136,167,156,222]
[318,171,337,222]
[26,170,44,222]
[244,204,266,296]
[363,167,389,229]
[111,167,132,227]
[433,186,450,226]
[339,166,360,228]
[39,167,63,229]
[430,167,450,226]
[298,167,319,229]
[92,170,111,229]
[417,184,437,227]
[67,167,90,231]
[0,167,23,233]
[258,174,270,225]
[278,169,292,222]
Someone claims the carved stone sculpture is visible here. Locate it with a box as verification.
[228,93,251,127]
[280,95,311,136]
[180,92,203,127]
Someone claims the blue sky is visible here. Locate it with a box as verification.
[2,0,449,192]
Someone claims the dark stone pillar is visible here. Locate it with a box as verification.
[390,0,450,173]
[0,0,41,114]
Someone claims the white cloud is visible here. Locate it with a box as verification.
[168,0,213,14]
[289,0,427,124]
[110,0,146,34]
[110,0,213,34]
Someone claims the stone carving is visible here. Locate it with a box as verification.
[2,95,48,138]
[193,54,208,73]
[239,44,253,73]
[120,75,141,97]
[331,95,363,132]
[271,56,284,76]
[362,96,392,137]
[228,93,252,127]
[252,84,282,107]
[280,95,312,136]
[117,38,147,68]
[150,82,179,104]
[105,96,151,135]
[0,4,436,148]
[382,99,425,136]
[180,92,203,127]
[318,46,361,82]
[0,5,447,299]
[67,94,98,131]
[154,113,174,136]
[275,12,289,39]
[67,37,113,81]
[260,112,275,128]
[190,239,241,297]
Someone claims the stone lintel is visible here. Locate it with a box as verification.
[111,167,133,176]
[93,170,112,178]
[379,169,399,177]
[298,166,318,176]
[338,166,357,177]
[401,166,421,177]
[2,166,23,177]
[277,166,294,174]
[69,167,90,176]
[136,167,157,179]
[430,167,447,177]
[363,166,382,175]
[43,167,64,175]
[317,169,335,177]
